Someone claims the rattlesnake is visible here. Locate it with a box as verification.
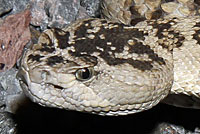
[17,0,200,115]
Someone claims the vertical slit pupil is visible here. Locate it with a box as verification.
[81,68,90,79]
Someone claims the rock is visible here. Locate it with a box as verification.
[11,0,30,13]
[152,122,200,134]
[80,0,100,17]
[0,9,31,72]
[0,0,12,17]
[30,0,97,29]
[0,0,30,17]
[0,68,22,133]
[45,0,81,28]
[31,0,81,29]
[0,0,95,30]
[0,112,16,134]
[0,68,23,113]
[29,0,48,29]
[0,68,28,134]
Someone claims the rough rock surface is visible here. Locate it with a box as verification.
[0,0,12,17]
[0,9,31,72]
[80,0,100,17]
[0,112,16,134]
[153,122,200,134]
[0,0,100,30]
[0,68,24,112]
[30,0,82,29]
[31,0,99,29]
[0,68,22,134]
[0,68,30,134]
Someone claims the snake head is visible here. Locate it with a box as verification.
[18,19,173,115]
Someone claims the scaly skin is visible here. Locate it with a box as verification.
[17,0,200,115]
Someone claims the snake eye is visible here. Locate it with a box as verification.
[75,67,94,81]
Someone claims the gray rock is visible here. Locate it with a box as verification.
[45,0,81,28]
[11,0,30,13]
[80,0,100,17]
[0,68,28,134]
[0,0,13,17]
[152,122,200,134]
[0,0,30,18]
[0,68,24,113]
[29,0,92,29]
[0,0,91,29]
[0,68,22,98]
[0,0,100,30]
[29,0,49,29]
[0,112,16,134]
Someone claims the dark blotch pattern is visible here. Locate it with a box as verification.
[47,56,64,66]
[74,20,94,39]
[130,18,145,26]
[175,36,185,47]
[54,28,71,49]
[100,53,153,71]
[129,5,141,17]
[129,42,165,65]
[79,55,98,65]
[193,30,200,45]
[194,22,200,27]
[59,19,165,71]
[164,0,175,2]
[152,20,174,39]
[40,43,55,53]
[151,9,163,19]
[152,20,184,48]
[28,54,44,62]
[69,19,147,55]
[168,31,185,48]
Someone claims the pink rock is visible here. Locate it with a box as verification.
[0,9,31,72]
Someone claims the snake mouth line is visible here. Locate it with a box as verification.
[50,84,63,90]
